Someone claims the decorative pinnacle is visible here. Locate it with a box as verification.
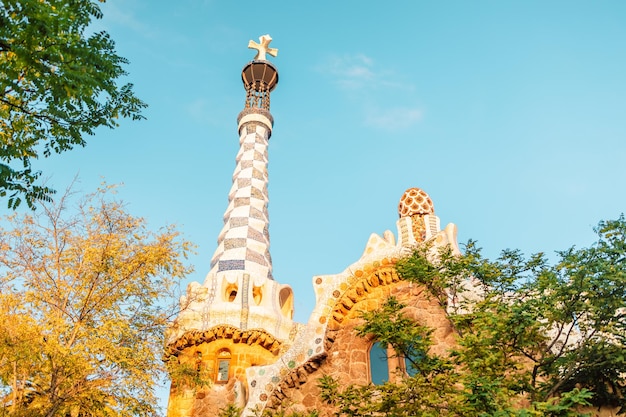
[248,34,278,61]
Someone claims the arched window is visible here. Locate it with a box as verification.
[215,349,231,383]
[368,342,389,385]
[224,283,238,302]
[252,285,263,305]
[278,287,294,319]
[401,336,425,377]
[401,357,419,377]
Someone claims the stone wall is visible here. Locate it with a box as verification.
[267,279,457,416]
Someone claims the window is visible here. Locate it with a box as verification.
[215,349,231,383]
[278,287,294,319]
[403,354,421,377]
[369,342,389,385]
[253,285,262,305]
[224,283,238,302]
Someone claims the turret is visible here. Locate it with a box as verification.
[166,35,295,417]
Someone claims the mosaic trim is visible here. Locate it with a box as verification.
[250,186,265,200]
[240,273,250,330]
[164,325,283,357]
[270,277,282,336]
[203,275,218,327]
[411,215,427,243]
[218,260,245,272]
[230,217,249,228]
[329,264,400,326]
[398,187,435,217]
[264,354,327,410]
[239,120,272,134]
[237,107,274,126]
[249,207,267,221]
[237,178,252,188]
[254,150,266,161]
[247,228,267,243]
[234,197,251,207]
[428,215,439,237]
[252,168,266,181]
[223,238,247,250]
[245,249,268,266]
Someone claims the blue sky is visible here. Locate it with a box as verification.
[32,0,626,328]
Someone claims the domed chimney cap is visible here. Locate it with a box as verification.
[398,187,435,218]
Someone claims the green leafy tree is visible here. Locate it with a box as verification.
[0,185,193,416]
[319,298,463,417]
[317,217,626,417]
[0,0,146,208]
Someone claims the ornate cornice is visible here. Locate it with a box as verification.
[328,265,401,327]
[165,325,283,357]
[237,108,274,134]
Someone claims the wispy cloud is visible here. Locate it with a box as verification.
[319,54,423,131]
[326,54,376,90]
[365,106,423,130]
[322,54,414,92]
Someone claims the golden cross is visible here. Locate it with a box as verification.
[248,34,278,61]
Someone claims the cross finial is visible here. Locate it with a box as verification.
[247,34,278,61]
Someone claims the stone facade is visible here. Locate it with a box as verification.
[165,177,464,417]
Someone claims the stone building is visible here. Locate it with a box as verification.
[164,34,465,417]
[163,34,625,417]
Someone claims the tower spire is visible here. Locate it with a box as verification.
[166,35,292,417]
[208,35,279,281]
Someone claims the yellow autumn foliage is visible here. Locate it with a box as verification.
[0,185,193,417]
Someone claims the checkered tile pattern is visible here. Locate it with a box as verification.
[209,123,273,280]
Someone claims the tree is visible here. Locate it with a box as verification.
[0,185,193,416]
[0,0,146,209]
[318,217,626,416]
